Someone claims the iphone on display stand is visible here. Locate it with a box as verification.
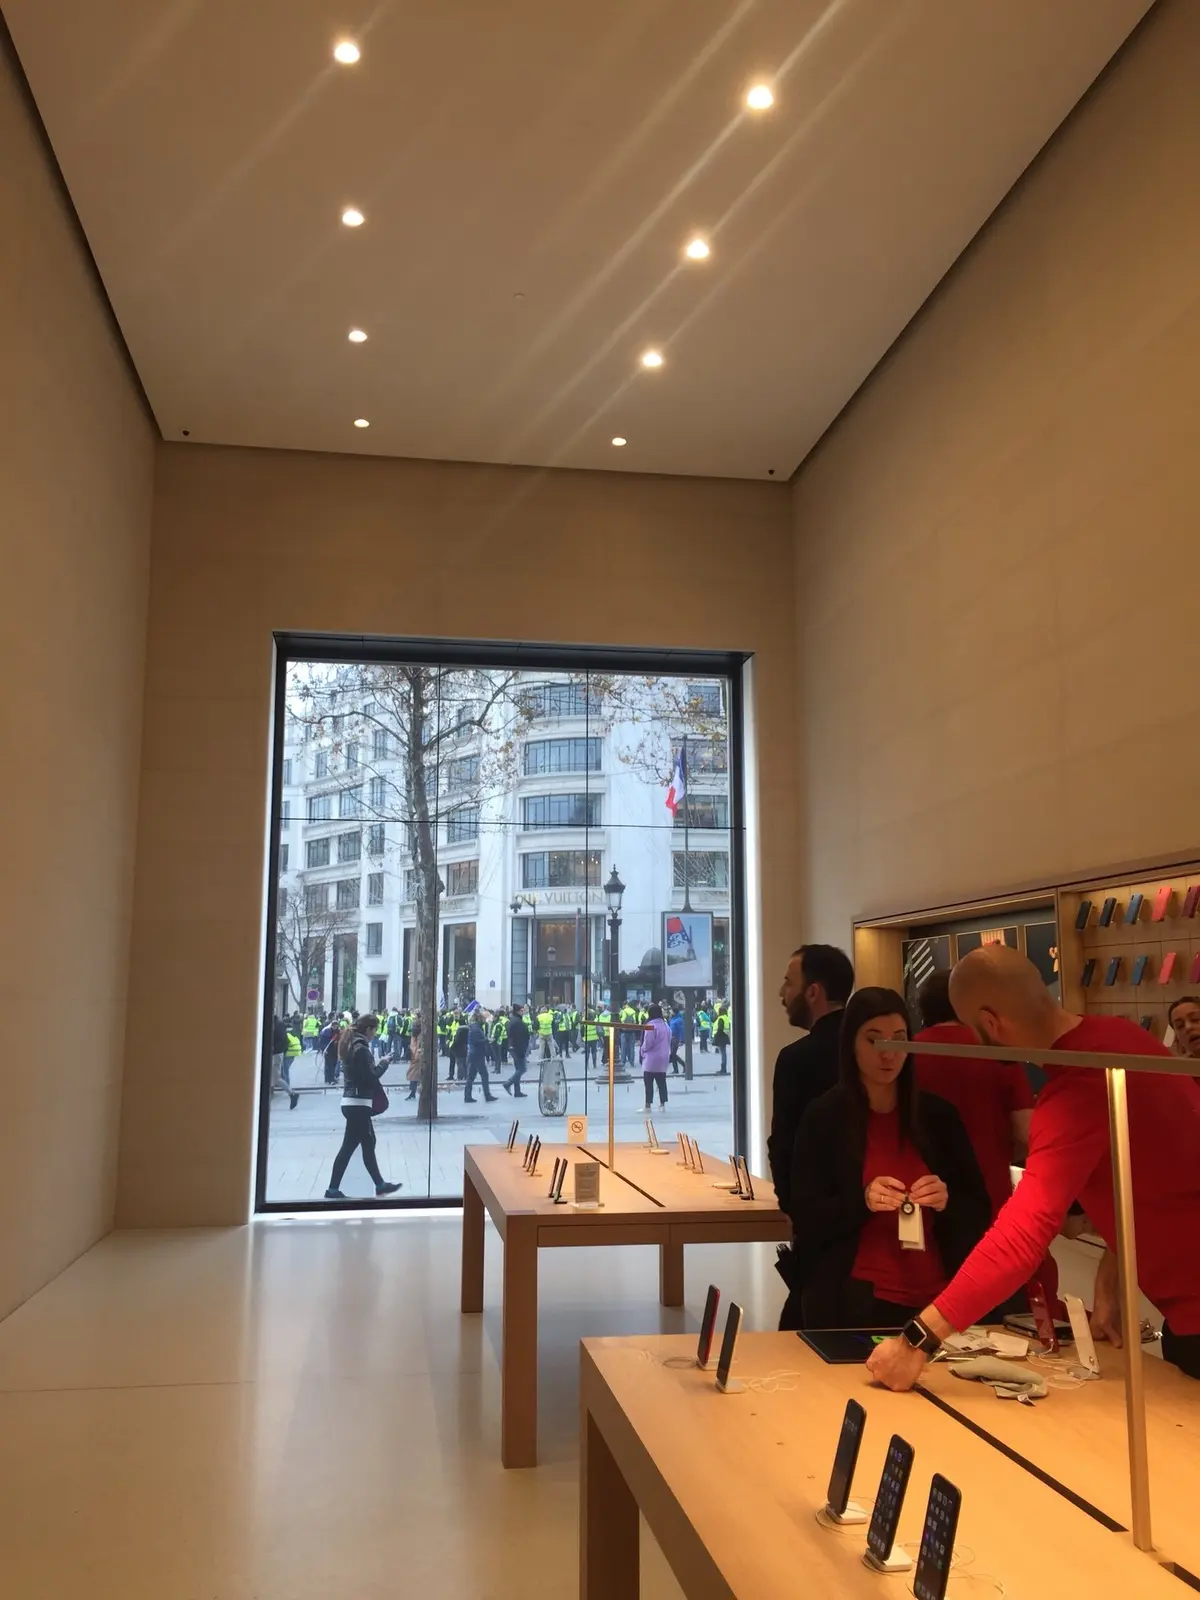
[1063,1293,1100,1378]
[697,1284,721,1370]
[1080,959,1096,988]
[863,1434,915,1571]
[677,1133,692,1169]
[913,1476,962,1600]
[1074,899,1092,930]
[688,1136,705,1174]
[714,1302,743,1393]
[506,1121,520,1152]
[547,1157,563,1199]
[1098,897,1117,927]
[824,1398,868,1525]
[1159,951,1178,984]
[551,1158,568,1204]
[1131,954,1149,986]
[1125,893,1144,926]
[522,1134,535,1170]
[735,1156,756,1200]
[1104,956,1122,987]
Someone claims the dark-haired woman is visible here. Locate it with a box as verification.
[325,1014,403,1200]
[789,987,989,1329]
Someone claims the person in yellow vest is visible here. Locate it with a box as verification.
[582,1010,601,1071]
[712,1002,731,1074]
[619,1002,638,1068]
[283,1024,302,1090]
[537,1005,554,1061]
[301,1013,320,1050]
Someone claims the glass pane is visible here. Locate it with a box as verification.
[263,656,740,1210]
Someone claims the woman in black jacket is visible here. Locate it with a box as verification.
[325,1014,403,1200]
[789,987,989,1329]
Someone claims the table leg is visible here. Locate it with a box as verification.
[659,1238,684,1307]
[581,1406,639,1599]
[461,1171,485,1314]
[501,1221,538,1468]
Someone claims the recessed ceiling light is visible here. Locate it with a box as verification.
[640,349,664,369]
[348,328,368,343]
[685,237,710,261]
[341,207,365,227]
[611,436,627,447]
[746,83,775,111]
[333,40,360,65]
[353,418,370,428]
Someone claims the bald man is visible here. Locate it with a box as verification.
[867,945,1200,1390]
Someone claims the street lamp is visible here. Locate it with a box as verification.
[604,866,625,1014]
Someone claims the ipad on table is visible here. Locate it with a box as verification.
[798,1328,902,1364]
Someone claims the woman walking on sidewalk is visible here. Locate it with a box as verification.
[640,1003,671,1112]
[325,1014,402,1200]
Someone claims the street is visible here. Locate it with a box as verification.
[263,1048,737,1203]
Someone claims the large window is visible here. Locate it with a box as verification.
[521,850,601,888]
[672,850,729,888]
[446,805,479,843]
[521,793,602,830]
[263,647,744,1214]
[446,859,479,896]
[524,736,602,776]
[674,796,729,829]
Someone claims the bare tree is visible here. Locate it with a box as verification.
[274,884,359,1015]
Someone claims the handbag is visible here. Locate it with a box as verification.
[370,1083,389,1116]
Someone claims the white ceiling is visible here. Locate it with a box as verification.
[6,0,1152,479]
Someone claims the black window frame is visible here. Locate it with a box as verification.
[260,635,749,1215]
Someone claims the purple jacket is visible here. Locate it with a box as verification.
[640,1018,671,1071]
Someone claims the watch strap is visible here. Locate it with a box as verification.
[903,1316,941,1356]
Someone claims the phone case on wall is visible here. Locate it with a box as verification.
[1074,900,1092,930]
[1104,957,1121,986]
[1159,951,1178,984]
[1140,1017,1156,1033]
[1190,952,1200,985]
[1152,886,1173,922]
[1183,886,1200,918]
[1125,893,1144,926]
[1098,897,1117,927]
[1131,954,1149,986]
[1081,959,1096,987]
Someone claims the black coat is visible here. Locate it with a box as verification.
[789,1085,990,1324]
[767,1009,843,1213]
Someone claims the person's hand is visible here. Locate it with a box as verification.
[866,1336,927,1392]
[1090,1249,1123,1347]
[909,1174,949,1212]
[865,1176,907,1212]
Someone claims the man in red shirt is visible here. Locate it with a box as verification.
[914,969,1033,1220]
[868,945,1200,1390]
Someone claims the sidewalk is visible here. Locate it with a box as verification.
[264,1048,738,1204]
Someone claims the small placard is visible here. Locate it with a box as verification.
[573,1162,601,1208]
[566,1114,588,1144]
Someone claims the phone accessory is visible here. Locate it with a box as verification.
[1159,951,1178,984]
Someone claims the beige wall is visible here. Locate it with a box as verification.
[122,445,795,1225]
[791,0,1200,945]
[0,47,154,1311]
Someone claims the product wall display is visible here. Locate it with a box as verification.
[1058,865,1200,1041]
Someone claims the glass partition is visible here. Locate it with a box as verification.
[258,644,746,1209]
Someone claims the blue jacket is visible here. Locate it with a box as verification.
[668,1012,685,1042]
[467,1020,488,1063]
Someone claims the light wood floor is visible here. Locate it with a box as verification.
[0,1218,787,1598]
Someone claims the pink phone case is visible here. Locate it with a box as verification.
[1152,886,1173,922]
[1190,952,1200,985]
[1158,951,1178,984]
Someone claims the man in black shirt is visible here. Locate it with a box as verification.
[768,943,854,1330]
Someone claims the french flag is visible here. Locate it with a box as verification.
[665,746,687,818]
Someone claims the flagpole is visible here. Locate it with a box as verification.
[681,735,692,913]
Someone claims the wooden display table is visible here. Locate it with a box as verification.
[461,1142,788,1467]
[580,1332,1186,1599]
[920,1340,1200,1575]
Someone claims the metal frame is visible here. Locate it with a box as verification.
[256,634,751,1214]
[879,1034,1193,1553]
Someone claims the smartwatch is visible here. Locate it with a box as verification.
[901,1316,942,1357]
